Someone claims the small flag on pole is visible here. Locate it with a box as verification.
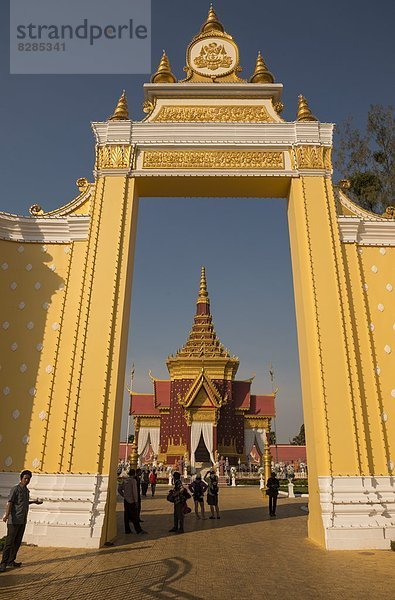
[269,362,274,383]
[130,362,135,390]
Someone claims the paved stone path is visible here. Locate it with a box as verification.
[0,486,393,599]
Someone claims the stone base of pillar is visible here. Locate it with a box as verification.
[319,476,395,550]
[0,473,110,548]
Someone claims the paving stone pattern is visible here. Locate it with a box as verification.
[0,486,393,599]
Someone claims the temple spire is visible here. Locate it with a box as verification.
[109,90,129,121]
[201,4,225,33]
[249,51,274,84]
[297,94,318,122]
[198,266,209,304]
[151,50,177,83]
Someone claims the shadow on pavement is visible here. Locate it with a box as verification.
[0,556,202,600]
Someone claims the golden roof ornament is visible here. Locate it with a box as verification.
[109,90,129,121]
[198,266,209,303]
[201,4,225,34]
[181,5,244,83]
[151,50,177,83]
[297,94,318,122]
[249,51,274,84]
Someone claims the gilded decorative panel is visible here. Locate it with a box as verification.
[96,145,132,169]
[142,150,284,170]
[153,105,274,123]
[294,145,332,170]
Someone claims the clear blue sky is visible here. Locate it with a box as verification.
[0,1,393,442]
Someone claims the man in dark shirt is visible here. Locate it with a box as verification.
[0,470,42,572]
[266,471,280,517]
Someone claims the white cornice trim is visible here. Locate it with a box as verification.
[338,216,395,246]
[91,121,334,147]
[143,83,284,103]
[0,214,90,243]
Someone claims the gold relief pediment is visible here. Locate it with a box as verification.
[193,387,213,408]
[152,105,274,124]
[244,416,271,430]
[184,408,217,424]
[178,370,226,409]
[142,150,284,171]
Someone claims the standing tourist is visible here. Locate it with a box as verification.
[149,469,157,497]
[141,469,149,497]
[205,469,220,519]
[266,471,280,517]
[168,472,190,534]
[118,469,147,535]
[188,474,208,519]
[0,470,43,572]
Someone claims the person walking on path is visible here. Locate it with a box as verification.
[189,474,208,519]
[0,470,43,573]
[149,469,157,497]
[205,469,220,519]
[118,469,147,535]
[141,469,149,497]
[168,472,190,534]
[266,471,280,517]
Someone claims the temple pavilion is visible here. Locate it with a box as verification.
[130,267,275,467]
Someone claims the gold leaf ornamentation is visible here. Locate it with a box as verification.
[142,97,156,115]
[153,105,274,123]
[142,150,284,170]
[294,145,325,170]
[96,145,132,170]
[244,416,271,430]
[194,42,233,71]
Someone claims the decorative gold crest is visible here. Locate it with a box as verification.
[194,42,233,71]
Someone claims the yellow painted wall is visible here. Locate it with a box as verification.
[0,240,72,472]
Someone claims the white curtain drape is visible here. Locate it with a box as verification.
[138,427,150,456]
[244,428,256,457]
[255,428,266,455]
[244,428,266,457]
[137,427,160,457]
[190,422,202,467]
[190,421,215,467]
[150,428,160,455]
[201,421,215,465]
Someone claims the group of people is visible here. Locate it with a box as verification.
[0,466,281,570]
[168,469,221,534]
[119,467,222,535]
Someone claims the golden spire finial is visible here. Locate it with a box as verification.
[198,266,208,301]
[249,51,274,84]
[109,90,129,121]
[151,50,177,83]
[297,94,318,122]
[201,4,225,33]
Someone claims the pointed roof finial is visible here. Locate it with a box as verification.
[109,90,129,121]
[249,51,274,84]
[297,94,318,122]
[201,4,225,33]
[198,266,209,302]
[151,50,177,83]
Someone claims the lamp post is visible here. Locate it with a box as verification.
[125,362,135,463]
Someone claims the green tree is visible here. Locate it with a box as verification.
[268,431,276,445]
[128,433,134,443]
[290,424,305,445]
[334,104,395,213]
